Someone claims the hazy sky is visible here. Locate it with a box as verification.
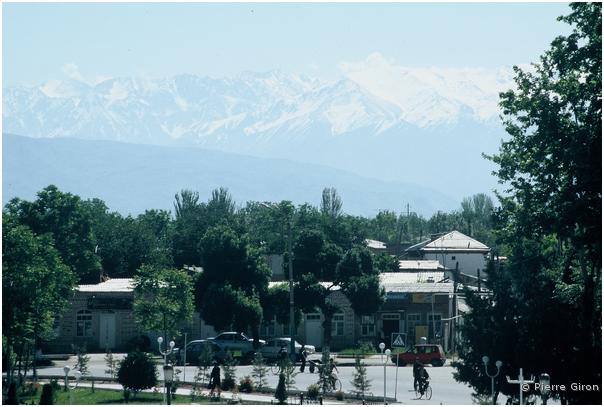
[3,2,571,86]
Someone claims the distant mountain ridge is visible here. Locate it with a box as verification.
[2,56,512,198]
[3,133,458,217]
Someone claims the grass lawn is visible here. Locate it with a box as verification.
[19,387,265,404]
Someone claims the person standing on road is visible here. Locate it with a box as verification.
[209,362,221,397]
[299,346,308,372]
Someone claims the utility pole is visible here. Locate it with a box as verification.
[287,218,296,361]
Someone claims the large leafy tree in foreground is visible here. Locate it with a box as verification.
[2,216,76,386]
[454,3,601,404]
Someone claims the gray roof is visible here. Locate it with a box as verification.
[365,239,387,250]
[422,231,489,252]
[380,272,453,294]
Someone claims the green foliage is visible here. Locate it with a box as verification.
[281,360,299,392]
[251,352,269,390]
[221,352,238,391]
[274,373,287,404]
[456,4,602,405]
[238,376,254,393]
[133,265,194,339]
[196,342,214,384]
[2,216,76,385]
[306,384,320,400]
[104,350,119,379]
[351,356,372,398]
[196,224,269,340]
[39,383,55,405]
[4,185,101,283]
[73,345,90,375]
[117,351,158,395]
[317,350,333,395]
[335,390,344,401]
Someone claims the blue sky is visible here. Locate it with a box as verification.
[3,2,571,86]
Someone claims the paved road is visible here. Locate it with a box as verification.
[38,354,475,404]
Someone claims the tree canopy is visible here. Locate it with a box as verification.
[455,4,601,404]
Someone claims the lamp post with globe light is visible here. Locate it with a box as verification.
[158,337,175,404]
[482,356,503,404]
[63,366,82,405]
[164,364,174,405]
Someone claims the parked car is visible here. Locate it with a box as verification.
[260,338,315,361]
[391,344,446,367]
[174,340,227,365]
[206,332,266,360]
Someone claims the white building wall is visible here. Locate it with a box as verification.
[424,252,488,277]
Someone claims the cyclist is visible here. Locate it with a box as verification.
[413,357,422,392]
[417,364,430,396]
[328,358,339,390]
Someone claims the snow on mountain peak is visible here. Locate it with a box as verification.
[341,52,515,126]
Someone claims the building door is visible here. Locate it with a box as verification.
[99,313,116,350]
[305,314,322,349]
[382,313,401,347]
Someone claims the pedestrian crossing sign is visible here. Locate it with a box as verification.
[391,333,406,347]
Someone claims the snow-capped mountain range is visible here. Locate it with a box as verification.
[3,54,515,199]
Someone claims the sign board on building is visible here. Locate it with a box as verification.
[412,294,432,304]
[386,292,408,300]
[391,332,406,348]
[87,297,132,310]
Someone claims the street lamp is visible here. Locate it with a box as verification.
[63,366,82,405]
[539,373,551,405]
[262,202,296,360]
[158,337,175,404]
[383,348,391,405]
[482,356,503,405]
[164,364,174,405]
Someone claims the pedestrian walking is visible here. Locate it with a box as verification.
[299,346,308,372]
[209,361,221,397]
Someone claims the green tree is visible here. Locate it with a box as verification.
[456,4,601,404]
[2,216,76,387]
[133,265,194,342]
[117,351,158,397]
[351,356,372,398]
[251,352,269,391]
[195,225,270,345]
[4,185,101,283]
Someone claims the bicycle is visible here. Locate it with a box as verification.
[415,380,432,400]
[318,373,342,392]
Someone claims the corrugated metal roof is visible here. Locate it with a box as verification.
[380,272,453,294]
[365,239,387,250]
[78,278,134,292]
[398,260,445,270]
[422,231,489,252]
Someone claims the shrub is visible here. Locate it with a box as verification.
[239,376,254,393]
[221,352,237,391]
[274,373,287,404]
[307,384,320,400]
[335,390,344,401]
[117,351,158,397]
[251,352,269,390]
[39,383,54,405]
[72,345,90,375]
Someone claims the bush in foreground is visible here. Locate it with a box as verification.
[117,351,157,397]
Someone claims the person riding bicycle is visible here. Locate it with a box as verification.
[328,358,339,390]
[413,357,422,392]
[417,364,430,396]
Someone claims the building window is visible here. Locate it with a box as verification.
[451,256,456,260]
[361,315,375,336]
[332,314,344,336]
[261,318,275,337]
[407,314,421,344]
[382,313,400,320]
[428,314,442,341]
[76,310,92,337]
